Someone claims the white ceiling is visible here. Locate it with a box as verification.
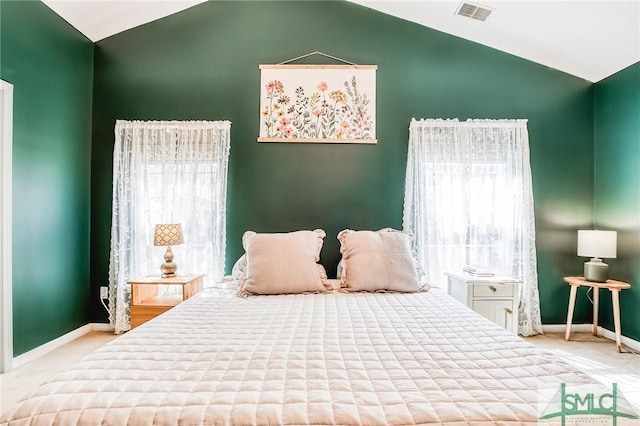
[42,0,640,82]
[352,0,640,82]
[42,0,207,43]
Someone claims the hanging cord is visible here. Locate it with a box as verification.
[278,51,357,66]
[100,288,110,315]
[100,298,109,315]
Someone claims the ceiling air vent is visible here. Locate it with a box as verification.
[455,1,493,22]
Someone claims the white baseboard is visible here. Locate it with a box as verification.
[542,324,640,352]
[542,324,592,334]
[597,327,640,352]
[12,323,114,370]
[90,323,115,333]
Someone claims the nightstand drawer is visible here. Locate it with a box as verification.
[473,282,514,297]
[130,305,172,328]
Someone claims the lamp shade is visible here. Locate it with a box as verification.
[154,223,184,246]
[577,230,617,259]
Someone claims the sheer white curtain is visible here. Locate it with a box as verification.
[403,118,542,336]
[109,120,231,334]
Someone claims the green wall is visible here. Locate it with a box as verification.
[0,1,94,355]
[89,1,594,325]
[594,62,640,341]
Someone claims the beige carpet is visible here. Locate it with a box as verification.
[1,331,117,416]
[1,330,638,418]
[524,332,640,413]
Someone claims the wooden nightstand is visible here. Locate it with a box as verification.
[564,276,631,352]
[446,272,520,334]
[127,273,204,329]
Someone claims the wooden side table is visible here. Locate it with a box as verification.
[564,276,631,352]
[127,273,204,329]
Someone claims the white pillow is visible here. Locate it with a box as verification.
[231,254,247,279]
[239,229,330,295]
[337,228,429,292]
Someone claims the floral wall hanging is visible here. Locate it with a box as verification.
[258,64,377,144]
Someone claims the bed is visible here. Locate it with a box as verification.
[2,284,602,425]
[2,228,607,425]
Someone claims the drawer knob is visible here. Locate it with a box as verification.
[505,308,513,314]
[490,286,497,292]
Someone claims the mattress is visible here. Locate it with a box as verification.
[2,286,601,425]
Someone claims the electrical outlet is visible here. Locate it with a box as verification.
[100,286,109,299]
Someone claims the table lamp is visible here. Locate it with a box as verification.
[577,230,617,282]
[154,223,184,278]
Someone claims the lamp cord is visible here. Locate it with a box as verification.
[100,293,109,315]
[586,286,594,304]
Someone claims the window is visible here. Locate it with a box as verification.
[109,121,231,333]
[403,118,542,335]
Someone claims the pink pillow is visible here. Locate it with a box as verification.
[239,230,330,295]
[338,228,428,292]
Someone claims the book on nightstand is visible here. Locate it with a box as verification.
[462,265,495,277]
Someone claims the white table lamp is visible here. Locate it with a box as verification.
[577,230,617,282]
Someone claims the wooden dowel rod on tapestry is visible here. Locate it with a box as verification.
[257,138,377,144]
[260,64,377,70]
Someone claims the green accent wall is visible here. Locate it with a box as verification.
[89,1,595,326]
[1,1,94,355]
[594,62,640,341]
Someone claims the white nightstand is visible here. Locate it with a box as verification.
[446,271,520,334]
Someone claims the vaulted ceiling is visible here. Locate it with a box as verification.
[42,0,640,82]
